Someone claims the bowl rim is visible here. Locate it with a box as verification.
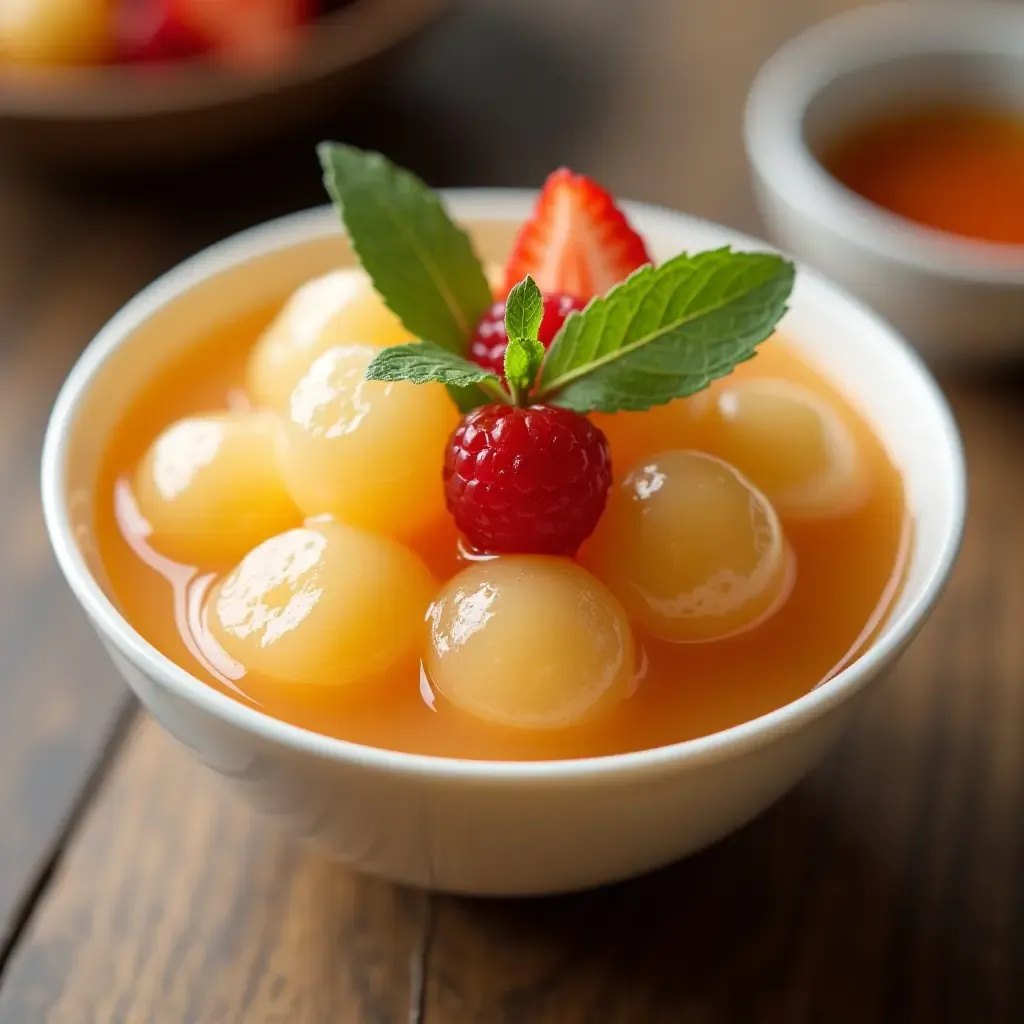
[0,0,446,121]
[41,195,966,784]
[744,0,1024,284]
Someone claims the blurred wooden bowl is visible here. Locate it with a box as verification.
[0,0,449,167]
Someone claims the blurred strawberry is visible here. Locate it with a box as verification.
[171,0,314,67]
[116,0,207,63]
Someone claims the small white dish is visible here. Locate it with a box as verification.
[41,196,965,896]
[745,0,1024,362]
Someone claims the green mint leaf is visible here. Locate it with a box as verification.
[501,276,545,403]
[318,142,492,354]
[365,341,505,412]
[365,340,501,387]
[538,249,794,413]
[503,275,543,344]
[503,335,546,403]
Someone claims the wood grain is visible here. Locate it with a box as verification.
[0,169,143,956]
[0,719,428,1024]
[0,0,1020,1021]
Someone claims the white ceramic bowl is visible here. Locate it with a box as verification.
[41,196,965,896]
[745,0,1024,362]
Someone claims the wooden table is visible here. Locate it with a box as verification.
[0,1,1021,1020]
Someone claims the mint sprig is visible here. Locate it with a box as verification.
[361,249,793,415]
[502,276,546,404]
[364,274,552,411]
[318,143,493,354]
[504,337,546,406]
[318,144,795,415]
[503,274,543,343]
[365,341,505,411]
[537,249,793,412]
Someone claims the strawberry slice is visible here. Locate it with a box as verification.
[504,169,652,301]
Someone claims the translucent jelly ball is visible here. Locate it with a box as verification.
[586,450,788,643]
[247,269,414,411]
[134,411,298,565]
[210,519,435,687]
[695,378,865,518]
[280,344,458,539]
[425,557,635,730]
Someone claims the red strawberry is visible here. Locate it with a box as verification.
[171,0,313,66]
[469,292,585,376]
[116,1,207,63]
[504,169,652,301]
[444,404,612,556]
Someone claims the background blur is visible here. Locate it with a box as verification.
[0,1,1021,1021]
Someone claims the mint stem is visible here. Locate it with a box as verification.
[480,377,513,405]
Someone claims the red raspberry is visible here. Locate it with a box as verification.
[469,293,585,376]
[444,404,612,556]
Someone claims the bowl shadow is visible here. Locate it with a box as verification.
[422,738,977,1022]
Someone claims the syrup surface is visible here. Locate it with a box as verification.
[826,106,1024,248]
[93,307,909,760]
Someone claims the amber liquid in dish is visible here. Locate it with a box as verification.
[826,106,1024,247]
[92,301,909,762]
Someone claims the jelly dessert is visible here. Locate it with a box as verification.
[134,410,297,565]
[210,518,434,689]
[427,557,634,730]
[585,451,789,644]
[95,144,909,760]
[279,343,456,540]
[247,268,414,411]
